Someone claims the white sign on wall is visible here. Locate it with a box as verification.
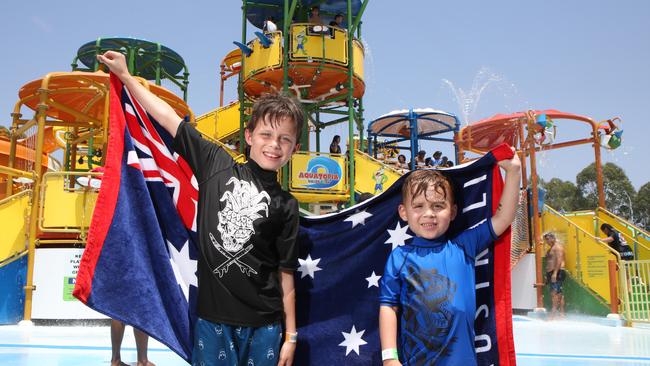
[31,248,107,319]
[511,253,538,310]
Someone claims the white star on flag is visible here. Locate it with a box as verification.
[344,210,373,228]
[365,271,381,288]
[167,240,197,301]
[297,254,322,279]
[384,221,413,250]
[339,325,368,356]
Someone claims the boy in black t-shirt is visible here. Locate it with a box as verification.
[98,51,303,366]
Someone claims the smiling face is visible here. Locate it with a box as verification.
[245,115,299,171]
[398,171,457,240]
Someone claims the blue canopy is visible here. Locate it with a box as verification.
[367,108,461,169]
[368,108,460,138]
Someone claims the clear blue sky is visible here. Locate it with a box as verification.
[1,0,648,188]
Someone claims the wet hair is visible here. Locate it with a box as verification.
[247,93,304,141]
[543,232,556,241]
[433,151,442,158]
[402,170,455,205]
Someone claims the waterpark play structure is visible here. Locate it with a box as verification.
[1,0,649,332]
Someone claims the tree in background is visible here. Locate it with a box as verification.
[634,183,650,231]
[576,162,637,222]
[0,126,9,139]
[540,177,584,212]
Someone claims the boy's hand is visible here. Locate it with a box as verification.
[278,341,295,366]
[96,51,130,80]
[490,146,522,236]
[497,147,521,172]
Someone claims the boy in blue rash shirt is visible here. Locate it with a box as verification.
[379,151,520,366]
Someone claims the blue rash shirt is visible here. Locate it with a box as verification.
[379,220,497,365]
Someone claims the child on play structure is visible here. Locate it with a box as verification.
[378,149,520,365]
[98,50,303,366]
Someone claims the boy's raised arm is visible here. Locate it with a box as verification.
[98,51,183,137]
[491,148,522,237]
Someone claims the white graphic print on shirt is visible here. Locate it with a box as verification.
[209,177,270,277]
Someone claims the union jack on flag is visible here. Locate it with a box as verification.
[74,73,199,362]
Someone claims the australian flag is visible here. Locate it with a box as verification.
[74,73,515,365]
[73,73,199,362]
[294,144,517,366]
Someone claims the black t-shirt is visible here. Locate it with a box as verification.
[609,230,621,248]
[330,142,341,154]
[608,229,634,260]
[173,122,299,326]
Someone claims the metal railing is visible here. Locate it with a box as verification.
[621,260,650,322]
[595,207,650,261]
[38,171,102,239]
[0,189,32,262]
[542,205,622,308]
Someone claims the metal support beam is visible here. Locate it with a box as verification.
[346,0,355,206]
[350,0,370,35]
[239,0,248,157]
[23,98,48,321]
[525,112,544,309]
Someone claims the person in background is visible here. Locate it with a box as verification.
[357,192,374,203]
[432,151,443,166]
[440,156,449,167]
[111,320,154,366]
[413,150,426,169]
[329,135,341,154]
[329,13,345,36]
[396,154,409,170]
[263,16,277,33]
[543,232,565,319]
[308,6,323,25]
[599,223,634,260]
[329,13,344,28]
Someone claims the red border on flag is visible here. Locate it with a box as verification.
[73,74,126,303]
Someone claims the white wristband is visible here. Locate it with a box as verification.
[381,348,398,361]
